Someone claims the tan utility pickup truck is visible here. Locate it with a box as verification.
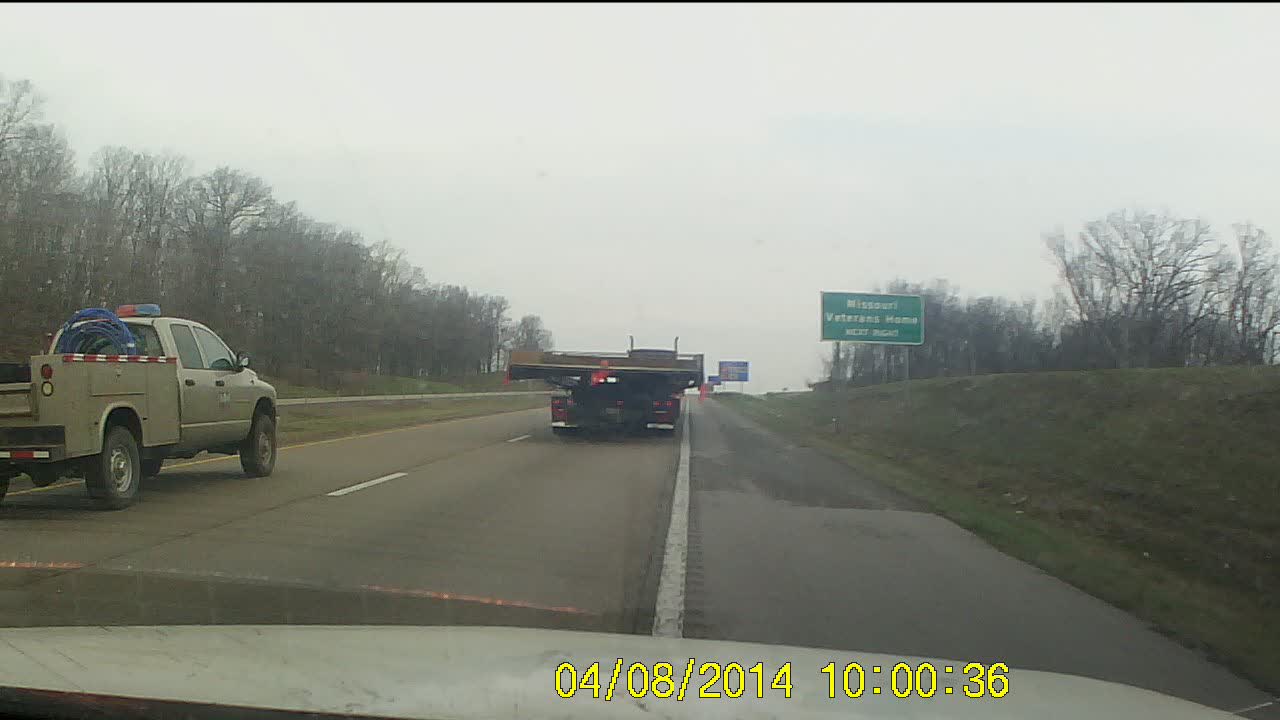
[0,311,277,509]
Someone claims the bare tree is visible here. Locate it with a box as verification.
[1224,223,1280,364]
[1046,209,1229,368]
[512,314,554,351]
[178,167,272,323]
[0,77,40,155]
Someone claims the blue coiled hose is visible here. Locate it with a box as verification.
[53,308,139,356]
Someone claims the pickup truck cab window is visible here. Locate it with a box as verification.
[168,324,205,370]
[193,327,236,372]
[128,324,163,357]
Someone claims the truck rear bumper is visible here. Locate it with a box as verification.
[551,421,577,428]
[0,444,68,464]
[646,423,675,430]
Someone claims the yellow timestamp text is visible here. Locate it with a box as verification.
[820,661,1011,699]
[555,660,795,701]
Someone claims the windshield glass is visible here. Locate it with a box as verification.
[1,4,1277,719]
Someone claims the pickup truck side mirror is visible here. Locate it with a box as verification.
[237,354,251,371]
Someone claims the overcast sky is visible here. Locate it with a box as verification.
[4,3,1279,391]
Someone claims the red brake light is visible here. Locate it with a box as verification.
[40,364,53,380]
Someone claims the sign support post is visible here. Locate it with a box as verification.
[904,345,911,420]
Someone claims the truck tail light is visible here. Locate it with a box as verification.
[40,364,53,380]
[551,397,571,420]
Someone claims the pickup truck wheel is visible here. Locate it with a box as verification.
[84,426,141,510]
[240,413,276,477]
[141,458,163,478]
[0,476,8,505]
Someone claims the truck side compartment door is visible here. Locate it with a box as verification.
[167,323,226,450]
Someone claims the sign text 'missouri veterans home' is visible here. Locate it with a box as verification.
[820,292,924,345]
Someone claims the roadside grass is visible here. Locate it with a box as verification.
[719,367,1280,693]
[276,395,546,445]
[264,372,543,399]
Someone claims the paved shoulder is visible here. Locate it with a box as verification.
[684,399,1271,714]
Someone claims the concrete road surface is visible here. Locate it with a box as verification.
[0,401,1274,717]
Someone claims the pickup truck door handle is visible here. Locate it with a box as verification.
[215,380,225,387]
[184,379,196,387]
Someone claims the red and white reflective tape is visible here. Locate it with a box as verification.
[0,450,51,459]
[60,354,176,364]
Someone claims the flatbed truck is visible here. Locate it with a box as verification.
[507,343,703,436]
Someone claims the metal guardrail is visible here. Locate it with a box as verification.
[278,391,552,407]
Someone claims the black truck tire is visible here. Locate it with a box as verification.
[84,426,142,510]
[240,412,276,477]
[0,475,8,505]
[141,458,164,478]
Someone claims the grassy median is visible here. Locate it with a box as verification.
[719,367,1280,693]
[263,372,544,399]
[276,395,546,445]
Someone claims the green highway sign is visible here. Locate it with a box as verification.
[821,291,924,345]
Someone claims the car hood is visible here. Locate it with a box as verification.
[0,625,1235,720]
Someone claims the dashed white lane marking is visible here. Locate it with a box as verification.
[652,408,691,638]
[507,434,532,443]
[1233,698,1278,716]
[327,472,408,497]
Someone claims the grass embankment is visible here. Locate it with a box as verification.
[264,372,543,399]
[719,367,1280,692]
[276,395,546,445]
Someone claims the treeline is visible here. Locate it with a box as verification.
[0,77,553,385]
[827,209,1280,385]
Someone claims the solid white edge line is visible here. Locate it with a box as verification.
[327,472,408,497]
[652,406,691,638]
[507,434,532,443]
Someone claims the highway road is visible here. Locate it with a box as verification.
[0,400,1274,717]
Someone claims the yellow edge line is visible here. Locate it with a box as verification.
[5,406,541,497]
[7,480,80,496]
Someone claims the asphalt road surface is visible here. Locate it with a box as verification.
[0,400,1274,717]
